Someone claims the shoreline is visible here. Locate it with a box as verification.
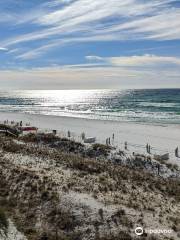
[1,111,180,166]
[2,110,180,127]
[1,110,180,127]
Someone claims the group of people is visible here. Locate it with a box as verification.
[145,144,179,158]
[73,130,180,159]
[4,120,11,125]
[3,119,31,127]
[106,137,111,145]
[105,133,115,146]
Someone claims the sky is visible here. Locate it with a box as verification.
[0,0,180,89]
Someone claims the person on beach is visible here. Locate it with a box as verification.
[68,130,71,138]
[157,164,160,175]
[146,144,149,153]
[148,145,151,154]
[124,141,127,150]
[112,133,115,145]
[81,132,85,140]
[177,147,179,157]
[175,147,179,157]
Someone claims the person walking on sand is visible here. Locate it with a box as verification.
[112,133,115,145]
[81,132,85,140]
[146,144,149,153]
[175,147,179,157]
[148,144,151,154]
[67,130,71,138]
[124,141,127,150]
[177,147,179,157]
[157,163,160,176]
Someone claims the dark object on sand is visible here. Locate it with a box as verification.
[175,147,179,157]
[148,145,151,154]
[0,124,19,137]
[84,137,96,143]
[146,144,151,154]
[81,132,85,140]
[124,141,127,150]
[154,153,169,161]
[52,130,57,135]
[20,126,38,132]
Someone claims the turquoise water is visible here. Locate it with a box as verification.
[0,89,180,124]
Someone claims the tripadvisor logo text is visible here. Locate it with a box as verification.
[135,226,172,236]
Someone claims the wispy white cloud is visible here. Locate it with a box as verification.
[0,63,179,89]
[16,41,63,60]
[44,0,75,7]
[103,8,180,40]
[0,47,8,51]
[86,56,104,61]
[0,12,16,23]
[108,55,180,67]
[1,0,180,59]
[85,54,180,68]
[0,0,179,89]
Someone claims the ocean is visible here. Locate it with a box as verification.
[0,89,180,124]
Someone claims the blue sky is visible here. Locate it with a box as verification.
[0,0,180,89]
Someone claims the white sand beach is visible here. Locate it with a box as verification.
[1,111,180,166]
